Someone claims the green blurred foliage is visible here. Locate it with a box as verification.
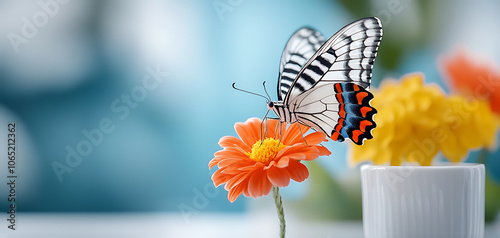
[485,173,500,222]
[291,161,363,220]
[337,0,372,20]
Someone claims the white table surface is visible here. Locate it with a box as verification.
[1,212,499,238]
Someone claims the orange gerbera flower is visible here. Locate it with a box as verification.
[441,49,500,114]
[209,117,331,202]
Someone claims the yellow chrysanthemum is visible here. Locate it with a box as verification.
[350,73,500,166]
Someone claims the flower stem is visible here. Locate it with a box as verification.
[272,186,286,238]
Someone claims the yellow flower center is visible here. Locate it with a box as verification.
[248,138,286,164]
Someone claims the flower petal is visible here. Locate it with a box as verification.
[275,156,290,168]
[224,172,250,191]
[277,145,320,161]
[235,118,262,148]
[219,160,254,174]
[214,147,248,161]
[212,147,253,169]
[302,132,327,145]
[209,156,224,169]
[219,136,251,152]
[228,178,249,203]
[212,169,233,187]
[316,145,332,156]
[217,157,250,170]
[281,122,309,145]
[247,169,273,198]
[286,160,309,182]
[267,166,291,187]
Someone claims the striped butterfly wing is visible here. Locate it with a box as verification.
[286,17,383,145]
[277,27,325,101]
[284,17,382,102]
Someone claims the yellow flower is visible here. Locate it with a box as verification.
[350,73,500,166]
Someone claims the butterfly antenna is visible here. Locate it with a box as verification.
[262,81,272,101]
[232,83,269,101]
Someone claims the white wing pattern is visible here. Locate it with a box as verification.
[284,17,382,103]
[272,17,382,145]
[277,27,325,101]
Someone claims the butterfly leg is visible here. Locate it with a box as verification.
[297,122,309,146]
[277,121,283,148]
[292,108,309,145]
[260,109,271,141]
[260,110,272,146]
[259,118,267,147]
[273,120,280,140]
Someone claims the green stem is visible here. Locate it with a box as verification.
[272,186,286,238]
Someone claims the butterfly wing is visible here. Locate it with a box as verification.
[277,27,325,101]
[285,17,382,145]
[291,82,377,145]
[284,17,382,103]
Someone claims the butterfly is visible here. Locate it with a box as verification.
[267,17,383,145]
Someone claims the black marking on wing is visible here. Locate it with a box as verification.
[284,17,383,103]
[277,27,326,101]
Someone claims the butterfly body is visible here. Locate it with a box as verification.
[269,101,296,123]
[271,17,383,145]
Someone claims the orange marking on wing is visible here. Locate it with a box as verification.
[336,94,343,104]
[356,92,368,104]
[335,118,344,132]
[359,120,373,132]
[352,84,360,91]
[360,106,372,117]
[331,131,340,141]
[351,130,363,143]
[339,104,346,118]
[335,83,342,93]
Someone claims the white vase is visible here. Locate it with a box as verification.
[361,163,485,238]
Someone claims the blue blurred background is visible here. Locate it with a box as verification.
[0,0,499,219]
